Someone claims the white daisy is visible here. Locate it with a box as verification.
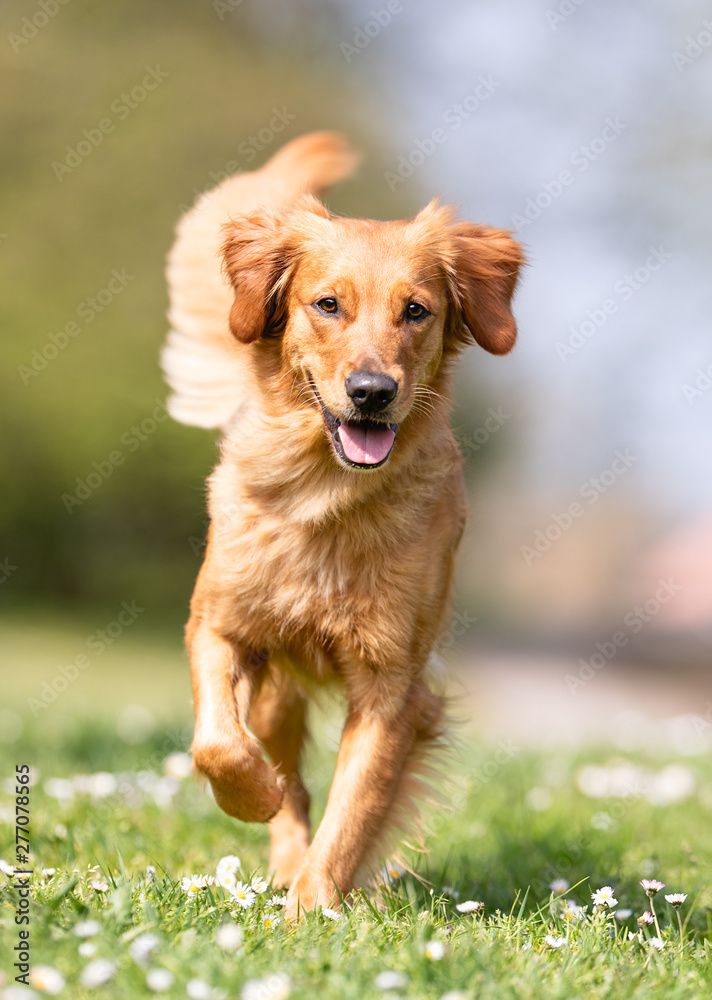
[230,881,256,909]
[383,862,406,880]
[549,878,570,894]
[129,932,160,965]
[186,979,213,1000]
[321,906,341,921]
[0,860,16,876]
[251,875,269,894]
[648,936,665,951]
[215,855,241,889]
[241,973,291,1000]
[615,909,633,921]
[145,865,157,883]
[90,880,109,892]
[638,911,655,925]
[591,886,617,909]
[374,971,408,991]
[215,922,244,952]
[640,878,665,897]
[181,874,214,895]
[261,912,280,930]
[561,900,587,921]
[664,893,687,908]
[29,965,65,994]
[80,959,116,988]
[544,934,566,948]
[268,894,287,907]
[456,900,484,913]
[146,968,174,992]
[41,868,57,878]
[425,940,445,960]
[74,920,101,938]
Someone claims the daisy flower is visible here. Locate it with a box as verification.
[215,855,241,889]
[90,880,110,892]
[0,860,16,876]
[241,973,291,1000]
[648,936,665,951]
[383,861,406,880]
[321,906,341,921]
[425,940,445,960]
[42,868,57,878]
[215,922,244,952]
[664,893,687,908]
[591,886,618,909]
[129,932,160,965]
[230,881,256,909]
[29,965,65,994]
[638,911,655,926]
[181,874,214,895]
[268,894,287,907]
[251,875,269,894]
[561,900,587,921]
[261,912,280,930]
[455,900,484,914]
[74,919,101,938]
[80,959,117,988]
[146,968,174,992]
[544,935,566,948]
[374,971,408,990]
[640,878,665,897]
[186,979,213,1000]
[78,942,97,958]
[549,878,570,894]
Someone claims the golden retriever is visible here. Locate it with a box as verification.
[161,132,523,918]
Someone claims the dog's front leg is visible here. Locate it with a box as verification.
[188,618,284,823]
[285,672,436,919]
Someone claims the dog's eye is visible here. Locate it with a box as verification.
[406,302,429,321]
[315,297,338,314]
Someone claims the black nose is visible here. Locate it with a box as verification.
[345,372,398,413]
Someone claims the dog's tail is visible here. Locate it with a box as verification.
[161,132,359,430]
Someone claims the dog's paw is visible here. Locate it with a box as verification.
[284,873,338,921]
[193,739,285,823]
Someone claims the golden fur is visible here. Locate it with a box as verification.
[161,132,523,918]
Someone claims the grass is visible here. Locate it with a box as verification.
[2,621,712,999]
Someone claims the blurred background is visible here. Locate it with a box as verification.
[2,0,711,759]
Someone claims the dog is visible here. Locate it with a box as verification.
[161,132,523,919]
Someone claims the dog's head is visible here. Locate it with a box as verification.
[222,197,524,470]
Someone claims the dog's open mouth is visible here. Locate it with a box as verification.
[311,384,397,469]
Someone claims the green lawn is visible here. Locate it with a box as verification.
[2,620,712,999]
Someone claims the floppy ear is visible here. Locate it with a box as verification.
[221,209,292,343]
[448,223,525,355]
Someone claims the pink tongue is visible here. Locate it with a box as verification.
[337,422,395,465]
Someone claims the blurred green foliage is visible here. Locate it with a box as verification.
[1,0,508,621]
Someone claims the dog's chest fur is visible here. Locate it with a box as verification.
[196,453,463,672]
